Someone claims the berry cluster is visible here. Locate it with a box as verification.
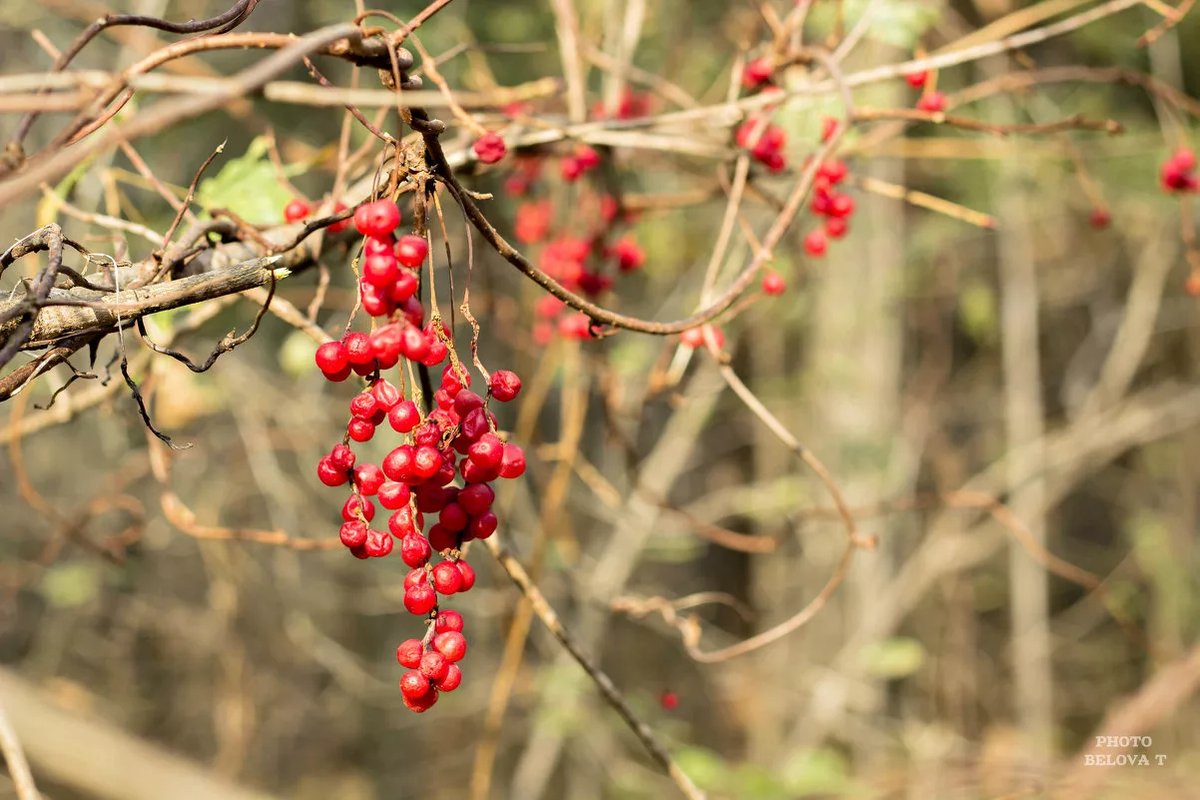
[905,62,947,112]
[735,117,788,173]
[310,197,528,712]
[283,198,351,233]
[502,154,646,344]
[805,158,854,256]
[1161,147,1198,193]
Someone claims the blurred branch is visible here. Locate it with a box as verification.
[0,696,40,800]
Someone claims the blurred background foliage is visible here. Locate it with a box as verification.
[2,1,1200,799]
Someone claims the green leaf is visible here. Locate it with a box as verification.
[860,636,925,678]
[195,137,292,225]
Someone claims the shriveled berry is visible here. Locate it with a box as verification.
[372,379,401,411]
[404,584,437,615]
[396,638,424,668]
[433,631,467,662]
[341,494,375,523]
[488,370,521,402]
[403,687,438,712]
[401,534,432,568]
[339,520,368,548]
[354,199,401,237]
[388,506,423,537]
[420,650,450,681]
[432,561,463,594]
[330,444,356,471]
[404,567,427,591]
[349,391,378,420]
[364,528,393,558]
[395,235,429,268]
[347,417,375,443]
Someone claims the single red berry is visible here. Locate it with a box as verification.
[354,199,401,237]
[378,481,412,510]
[347,417,376,443]
[818,160,848,184]
[330,444,356,471]
[397,638,424,669]
[400,670,431,699]
[742,57,774,90]
[420,650,450,681]
[613,238,646,272]
[349,391,378,420]
[401,534,432,568]
[404,584,438,616]
[1089,208,1111,230]
[456,560,476,592]
[436,610,464,633]
[388,505,424,537]
[905,69,929,89]
[433,631,467,662]
[469,510,498,540]
[383,445,416,483]
[339,520,368,549]
[353,463,385,495]
[804,230,828,257]
[575,145,601,171]
[362,253,400,287]
[403,687,439,712]
[315,341,349,374]
[660,690,679,710]
[284,199,311,223]
[439,502,469,534]
[395,234,429,268]
[342,494,375,523]
[762,272,786,296]
[364,528,394,558]
[317,456,348,487]
[404,567,427,591]
[412,445,443,481]
[498,444,526,480]
[371,379,401,411]
[427,523,458,552]
[487,370,521,402]
[388,401,421,434]
[825,217,848,239]
[435,664,462,692]
[1172,147,1197,172]
[458,483,495,515]
[432,561,463,594]
[473,132,507,164]
[680,326,724,350]
[821,116,838,143]
[829,194,855,218]
[916,91,947,113]
[343,332,374,366]
[328,202,351,234]
[468,434,504,470]
[453,389,485,417]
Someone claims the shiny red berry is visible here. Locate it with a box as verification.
[284,199,311,223]
[354,199,401,237]
[395,235,429,268]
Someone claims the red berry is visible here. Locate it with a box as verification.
[343,332,374,366]
[453,389,485,417]
[818,160,848,184]
[339,520,368,548]
[433,631,467,662]
[397,638,423,668]
[330,444,356,471]
[458,483,495,515]
[371,379,401,411]
[469,510,498,540]
[391,270,418,303]
[383,445,416,483]
[829,194,855,218]
[435,664,462,692]
[395,235,429,268]
[400,670,431,699]
[404,567,427,591]
[473,132,507,164]
[1172,147,1197,172]
[660,690,679,710]
[404,584,437,615]
[1089,208,1111,230]
[364,236,394,257]
[354,199,401,237]
[389,401,421,433]
[420,650,450,681]
[427,523,458,552]
[284,199,311,223]
[363,528,393,557]
[378,480,412,510]
[347,417,375,443]
[388,505,423,537]
[401,534,432,568]
[315,341,348,374]
[412,445,443,481]
[436,610,464,633]
[762,272,786,296]
[456,560,476,592]
[342,494,375,523]
[363,253,400,287]
[1186,272,1200,296]
[804,230,828,257]
[432,561,463,594]
[917,91,947,113]
[403,687,439,712]
[439,502,468,533]
[825,217,848,239]
[905,69,929,89]
[353,463,385,495]
[468,434,504,469]
[742,57,774,90]
[349,391,378,420]
[489,370,521,402]
[613,238,646,272]
[498,445,526,479]
[821,116,838,143]
[317,456,348,487]
[328,202,351,234]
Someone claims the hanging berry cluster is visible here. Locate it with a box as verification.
[310,197,527,713]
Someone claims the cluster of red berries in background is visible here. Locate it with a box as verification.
[309,197,528,712]
[500,153,647,344]
[736,117,788,173]
[283,197,351,233]
[1161,147,1198,193]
